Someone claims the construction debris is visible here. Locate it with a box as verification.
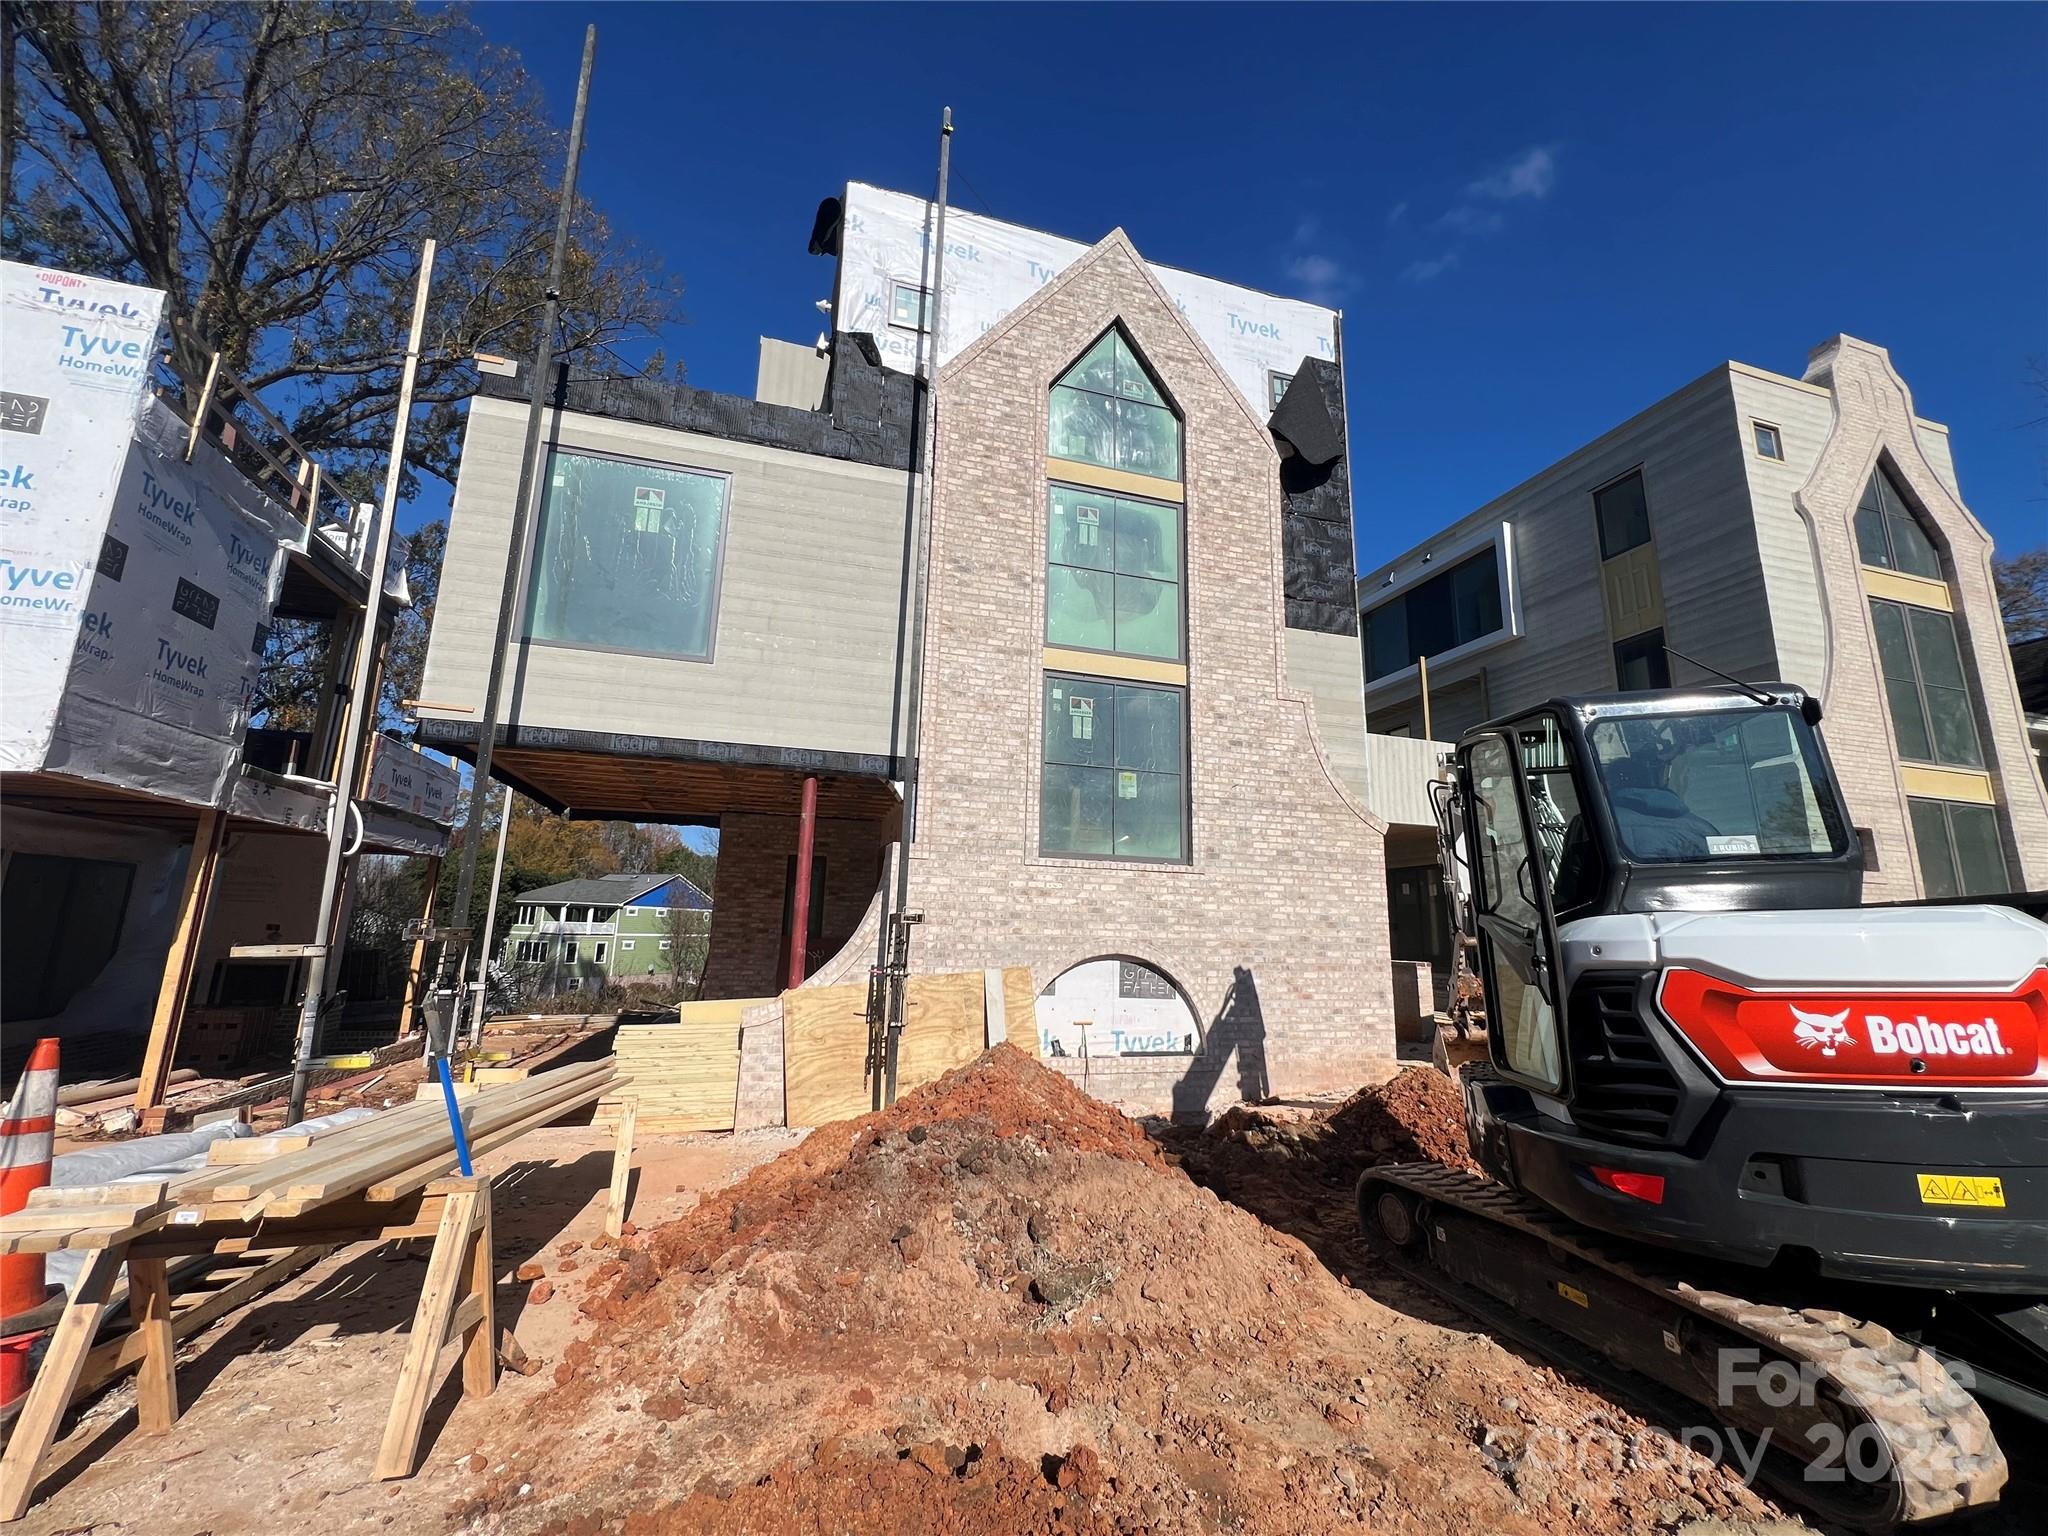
[459,1048,1781,1535]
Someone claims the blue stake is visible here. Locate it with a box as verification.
[438,1054,475,1177]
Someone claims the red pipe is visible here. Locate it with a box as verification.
[788,775,819,989]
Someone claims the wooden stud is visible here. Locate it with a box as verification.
[0,1245,125,1521]
[127,1256,179,1435]
[459,1181,496,1401]
[604,1097,638,1241]
[135,809,226,1115]
[375,1182,481,1480]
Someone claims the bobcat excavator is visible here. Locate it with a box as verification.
[1361,683,2047,1529]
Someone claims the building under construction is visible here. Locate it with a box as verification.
[416,184,1402,1113]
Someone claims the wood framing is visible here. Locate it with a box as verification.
[396,854,445,1036]
[135,808,227,1117]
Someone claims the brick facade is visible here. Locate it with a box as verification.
[902,229,1396,1109]
[1797,337,2048,896]
[699,811,894,999]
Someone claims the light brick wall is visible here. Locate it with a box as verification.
[699,812,893,999]
[1797,338,2048,896]
[906,231,1396,1110]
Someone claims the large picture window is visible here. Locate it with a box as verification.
[1364,548,1504,682]
[1040,675,1186,862]
[1854,466,1941,579]
[1870,599,1983,768]
[1045,485,1183,660]
[1048,328,1181,481]
[1908,799,2008,898]
[524,449,730,661]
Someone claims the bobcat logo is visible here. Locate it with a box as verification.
[1790,1006,1854,1058]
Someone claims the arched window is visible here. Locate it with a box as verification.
[1035,957,1199,1058]
[1048,327,1181,480]
[1854,464,1941,578]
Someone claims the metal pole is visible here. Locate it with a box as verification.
[1419,652,1432,741]
[287,239,438,1124]
[441,23,598,1024]
[466,783,515,1046]
[787,775,818,989]
[881,106,953,1107]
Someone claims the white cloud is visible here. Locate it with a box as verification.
[1287,252,1350,305]
[1385,200,1409,229]
[1433,204,1506,237]
[1400,251,1460,285]
[1468,144,1559,202]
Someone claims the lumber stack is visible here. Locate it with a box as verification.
[0,1058,621,1256]
[598,999,756,1134]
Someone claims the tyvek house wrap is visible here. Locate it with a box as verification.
[0,259,293,806]
[834,184,1339,414]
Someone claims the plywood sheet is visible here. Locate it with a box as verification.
[600,1014,743,1132]
[1001,966,1040,1058]
[782,970,996,1127]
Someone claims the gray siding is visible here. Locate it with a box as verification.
[418,396,912,759]
[755,338,829,412]
[1730,366,1836,695]
[1360,367,1773,727]
[1284,628,1369,801]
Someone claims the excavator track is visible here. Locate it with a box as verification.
[1361,1162,2007,1530]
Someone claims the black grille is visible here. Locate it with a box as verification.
[1569,980,1684,1144]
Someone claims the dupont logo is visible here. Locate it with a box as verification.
[1864,1012,2013,1059]
[171,576,219,629]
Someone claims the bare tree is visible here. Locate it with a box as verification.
[1996,548,2048,643]
[663,902,709,1000]
[3,2,680,498]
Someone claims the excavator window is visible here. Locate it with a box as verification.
[1518,717,1601,918]
[1467,733,1563,1090]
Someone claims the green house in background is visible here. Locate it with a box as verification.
[499,871,711,993]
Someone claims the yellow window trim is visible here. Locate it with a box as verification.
[1043,647,1187,687]
[1900,765,1994,806]
[1046,456,1183,503]
[1863,566,1952,613]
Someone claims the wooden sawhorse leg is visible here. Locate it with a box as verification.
[604,1096,638,1241]
[0,1246,126,1522]
[375,1179,495,1480]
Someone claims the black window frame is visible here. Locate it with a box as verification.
[1038,672,1191,865]
[1908,798,2010,899]
[889,281,931,333]
[1362,546,1507,683]
[1869,598,1985,769]
[1752,422,1784,461]
[1592,467,1653,561]
[1612,627,1672,692]
[1047,324,1184,482]
[1854,465,1942,579]
[1044,482,1187,664]
[1267,370,1294,413]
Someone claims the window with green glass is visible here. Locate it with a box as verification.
[1045,484,1183,660]
[1870,598,1984,768]
[1908,799,2009,898]
[1854,466,1941,579]
[1040,675,1186,862]
[1048,328,1182,481]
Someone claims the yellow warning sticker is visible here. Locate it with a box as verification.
[1916,1174,2006,1209]
[1556,1282,1590,1308]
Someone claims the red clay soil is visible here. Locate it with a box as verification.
[464,1047,1785,1536]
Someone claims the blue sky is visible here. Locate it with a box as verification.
[457,1,2047,567]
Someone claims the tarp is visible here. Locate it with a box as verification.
[834,184,1338,415]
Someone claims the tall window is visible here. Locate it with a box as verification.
[1040,676,1185,861]
[1045,485,1182,660]
[525,448,730,661]
[1593,470,1652,559]
[1363,549,1504,681]
[1048,328,1182,480]
[1855,466,1941,578]
[1870,599,1983,768]
[1908,800,2009,898]
[1613,628,1671,692]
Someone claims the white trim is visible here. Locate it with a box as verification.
[1361,520,1523,701]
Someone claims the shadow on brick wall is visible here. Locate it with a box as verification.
[1172,965,1268,1117]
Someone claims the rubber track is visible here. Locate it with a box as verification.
[1365,1162,2008,1527]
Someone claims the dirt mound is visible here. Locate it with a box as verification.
[1324,1065,1480,1175]
[471,1047,1781,1536]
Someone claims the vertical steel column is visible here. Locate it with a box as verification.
[788,775,819,990]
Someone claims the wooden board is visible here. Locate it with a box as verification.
[782,970,992,1127]
[1002,966,1040,1058]
[595,1011,743,1133]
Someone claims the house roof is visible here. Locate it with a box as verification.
[515,871,711,910]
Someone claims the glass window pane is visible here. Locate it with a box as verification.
[1905,608,1967,689]
[1113,684,1182,774]
[1854,505,1892,569]
[1113,497,1179,581]
[1869,601,1915,681]
[1883,674,1934,761]
[1888,512,1941,579]
[891,284,928,329]
[1063,333,1117,396]
[1049,387,1115,469]
[1593,472,1651,559]
[1858,473,1886,516]
[1113,575,1181,660]
[1449,552,1502,645]
[1923,686,1983,768]
[1114,398,1181,480]
[1947,804,2009,897]
[524,450,728,660]
[1405,577,1457,663]
[1365,602,1409,682]
[1047,486,1112,571]
[1044,676,1113,767]
[1113,771,1184,860]
[1469,735,1538,927]
[1113,332,1166,408]
[1908,800,1960,899]
[1753,423,1782,460]
[1047,566,1114,651]
[1041,764,1113,856]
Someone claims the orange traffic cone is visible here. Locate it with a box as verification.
[1,1038,63,1417]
